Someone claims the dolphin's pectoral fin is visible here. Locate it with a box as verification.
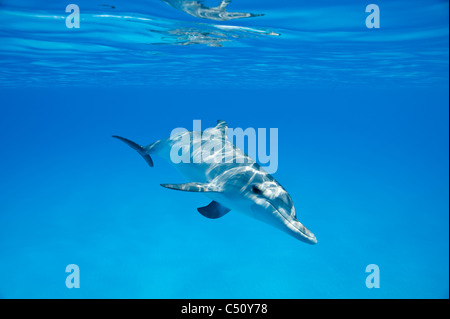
[197,201,231,219]
[160,182,220,192]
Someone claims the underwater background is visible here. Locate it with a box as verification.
[0,0,448,298]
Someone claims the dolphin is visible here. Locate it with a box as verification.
[113,120,317,244]
[161,0,264,21]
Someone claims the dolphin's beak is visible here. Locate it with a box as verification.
[255,201,318,244]
[298,225,317,245]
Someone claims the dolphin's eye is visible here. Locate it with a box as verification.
[251,185,263,195]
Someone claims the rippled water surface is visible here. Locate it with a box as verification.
[1,0,448,87]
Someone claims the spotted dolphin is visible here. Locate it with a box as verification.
[161,0,264,21]
[113,120,317,244]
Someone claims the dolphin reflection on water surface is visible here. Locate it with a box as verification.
[161,0,264,21]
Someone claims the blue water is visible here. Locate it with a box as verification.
[0,0,448,298]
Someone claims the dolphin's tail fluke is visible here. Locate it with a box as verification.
[112,135,154,167]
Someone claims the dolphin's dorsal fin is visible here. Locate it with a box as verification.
[161,182,220,192]
[218,0,231,11]
[215,120,228,136]
[198,201,231,219]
